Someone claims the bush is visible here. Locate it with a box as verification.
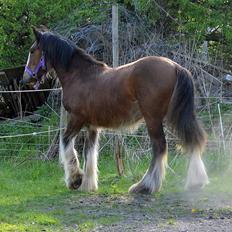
[0,0,109,69]
[1,0,231,69]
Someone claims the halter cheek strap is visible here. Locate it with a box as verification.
[24,55,46,78]
[24,55,46,89]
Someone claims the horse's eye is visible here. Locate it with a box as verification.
[30,50,34,54]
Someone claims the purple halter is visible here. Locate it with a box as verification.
[24,55,46,89]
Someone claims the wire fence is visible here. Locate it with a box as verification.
[0,3,231,171]
[0,87,231,170]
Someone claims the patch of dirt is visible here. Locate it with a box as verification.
[108,218,232,232]
[71,191,232,232]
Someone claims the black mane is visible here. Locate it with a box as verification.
[39,32,104,70]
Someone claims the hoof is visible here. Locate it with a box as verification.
[185,152,209,191]
[185,173,209,191]
[185,181,209,191]
[67,172,84,190]
[128,182,152,194]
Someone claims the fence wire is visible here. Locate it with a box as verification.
[0,3,231,167]
[0,87,231,169]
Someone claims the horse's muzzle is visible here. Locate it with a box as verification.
[20,72,33,87]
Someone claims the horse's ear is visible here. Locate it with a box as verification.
[38,25,48,32]
[32,26,42,42]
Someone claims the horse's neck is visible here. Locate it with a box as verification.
[54,67,69,88]
[54,60,106,89]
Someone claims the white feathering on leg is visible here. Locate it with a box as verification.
[129,153,167,193]
[80,141,99,191]
[59,137,81,188]
[185,151,209,190]
[59,135,65,165]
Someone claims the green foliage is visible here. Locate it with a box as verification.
[0,0,109,69]
[122,0,232,65]
[1,0,231,69]
[123,0,160,24]
[169,0,232,62]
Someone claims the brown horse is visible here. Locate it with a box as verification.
[22,27,209,194]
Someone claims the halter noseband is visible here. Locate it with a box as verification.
[24,55,46,89]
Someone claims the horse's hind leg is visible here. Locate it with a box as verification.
[80,127,99,191]
[129,120,167,194]
[60,115,84,190]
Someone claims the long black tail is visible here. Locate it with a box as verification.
[167,67,207,153]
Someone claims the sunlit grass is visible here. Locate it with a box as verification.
[0,149,231,231]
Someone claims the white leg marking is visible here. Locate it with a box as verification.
[129,153,167,193]
[80,139,99,192]
[59,137,81,188]
[144,155,167,192]
[185,151,209,190]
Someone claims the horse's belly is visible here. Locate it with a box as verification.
[91,101,143,130]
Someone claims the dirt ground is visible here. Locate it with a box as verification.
[71,191,232,232]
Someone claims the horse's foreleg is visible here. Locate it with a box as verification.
[80,127,99,192]
[60,116,83,190]
[129,122,167,194]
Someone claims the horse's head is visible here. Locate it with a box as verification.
[21,27,48,89]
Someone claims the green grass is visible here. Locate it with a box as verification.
[0,104,231,231]
[0,155,133,231]
[1,151,232,231]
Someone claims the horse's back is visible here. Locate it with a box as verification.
[132,56,177,82]
[98,55,179,123]
[129,56,178,118]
